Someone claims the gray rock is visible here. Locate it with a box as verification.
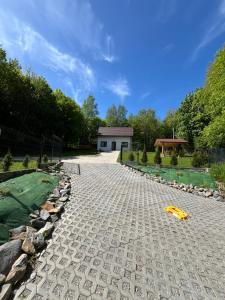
[53,188,60,197]
[38,222,54,238]
[33,233,46,250]
[215,196,225,202]
[0,273,6,285]
[50,214,59,223]
[60,188,70,196]
[9,226,26,237]
[0,240,22,275]
[39,209,50,221]
[30,218,45,229]
[5,254,27,284]
[59,196,69,202]
[0,283,12,300]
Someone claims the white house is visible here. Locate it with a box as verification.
[97,127,133,151]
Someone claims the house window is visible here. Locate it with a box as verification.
[122,142,128,148]
[100,141,107,147]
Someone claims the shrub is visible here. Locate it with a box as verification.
[210,163,225,184]
[128,152,135,162]
[154,148,161,165]
[43,154,48,163]
[141,145,148,164]
[170,152,178,166]
[136,151,140,164]
[192,151,208,168]
[23,155,30,168]
[2,152,12,172]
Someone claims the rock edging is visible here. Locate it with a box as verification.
[0,162,71,299]
[123,164,225,202]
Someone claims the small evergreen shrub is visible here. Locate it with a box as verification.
[192,151,208,168]
[154,148,161,165]
[141,145,148,164]
[43,154,48,163]
[170,153,178,166]
[23,155,30,168]
[128,152,135,162]
[136,151,140,164]
[2,152,12,172]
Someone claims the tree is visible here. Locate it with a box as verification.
[170,152,178,166]
[82,95,98,119]
[106,105,127,126]
[128,109,159,150]
[141,144,148,164]
[154,148,162,165]
[160,110,177,138]
[54,89,84,146]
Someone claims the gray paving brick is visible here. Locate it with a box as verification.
[15,163,225,299]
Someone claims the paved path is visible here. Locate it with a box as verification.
[15,163,225,299]
[62,151,119,164]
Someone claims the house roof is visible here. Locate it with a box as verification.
[98,127,133,137]
[154,138,188,146]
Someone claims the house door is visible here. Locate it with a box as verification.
[111,141,116,150]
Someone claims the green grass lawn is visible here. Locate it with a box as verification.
[138,165,216,189]
[121,151,192,168]
[0,160,37,172]
[0,172,59,244]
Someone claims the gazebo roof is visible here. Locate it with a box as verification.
[154,138,188,147]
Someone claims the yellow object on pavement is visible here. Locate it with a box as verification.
[164,206,189,220]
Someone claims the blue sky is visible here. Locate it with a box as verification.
[0,0,225,119]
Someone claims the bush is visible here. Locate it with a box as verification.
[136,151,140,164]
[128,152,135,162]
[2,152,12,172]
[192,151,208,168]
[43,154,48,163]
[154,148,161,165]
[141,145,148,164]
[23,155,30,168]
[210,163,225,184]
[170,153,178,166]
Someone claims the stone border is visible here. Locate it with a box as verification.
[0,162,71,299]
[123,163,225,202]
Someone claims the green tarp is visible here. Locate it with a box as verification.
[0,172,58,244]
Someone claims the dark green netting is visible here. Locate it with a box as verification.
[132,165,216,189]
[0,173,58,244]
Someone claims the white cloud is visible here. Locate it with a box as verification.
[0,11,95,97]
[140,91,151,100]
[192,0,225,60]
[105,78,131,100]
[102,35,116,63]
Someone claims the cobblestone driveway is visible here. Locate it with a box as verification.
[15,163,225,299]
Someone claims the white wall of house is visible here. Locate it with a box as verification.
[97,136,132,151]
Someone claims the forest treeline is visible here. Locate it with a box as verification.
[0,45,224,150]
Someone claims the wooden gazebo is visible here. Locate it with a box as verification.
[154,138,188,156]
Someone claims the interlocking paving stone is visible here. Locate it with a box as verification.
[15,163,225,299]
